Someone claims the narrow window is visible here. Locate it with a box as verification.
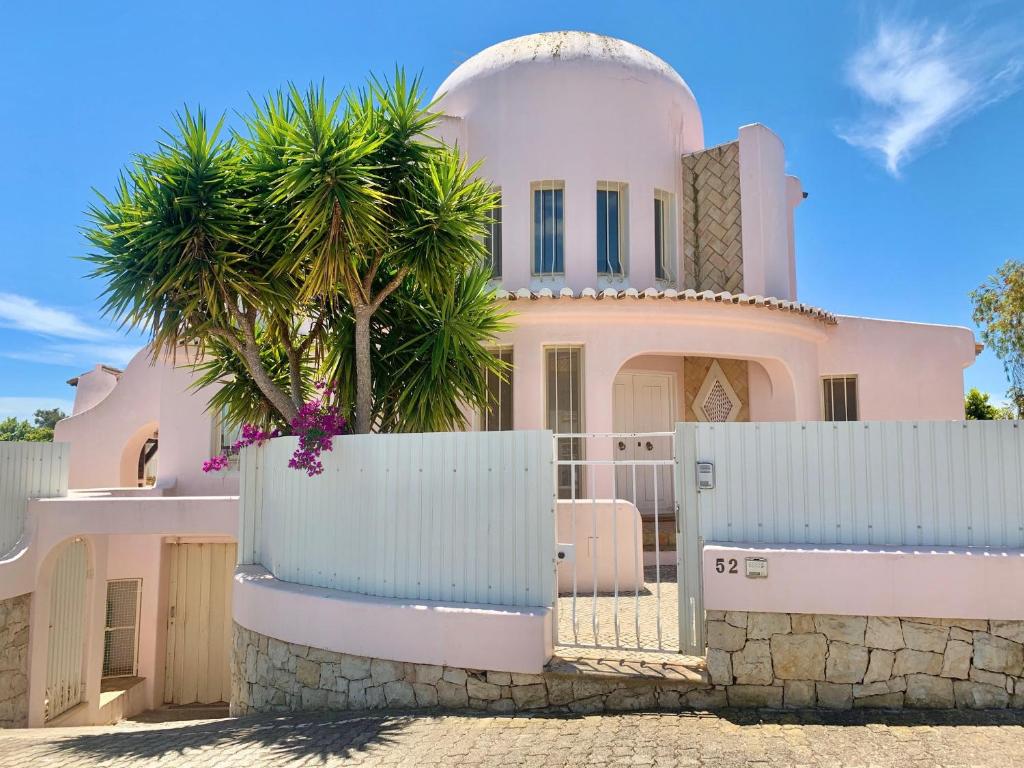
[213,405,242,469]
[102,579,141,678]
[480,347,513,431]
[822,376,859,421]
[654,190,676,282]
[532,181,565,276]
[597,182,627,276]
[546,346,585,499]
[484,191,502,278]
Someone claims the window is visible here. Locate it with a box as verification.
[102,579,141,678]
[480,347,513,431]
[546,346,584,499]
[213,405,242,469]
[654,190,676,282]
[484,190,502,278]
[823,376,859,421]
[596,182,627,277]
[532,181,565,276]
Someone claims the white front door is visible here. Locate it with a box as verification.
[612,373,674,514]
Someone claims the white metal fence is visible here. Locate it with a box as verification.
[0,441,68,556]
[45,537,88,721]
[239,431,554,609]
[690,421,1024,548]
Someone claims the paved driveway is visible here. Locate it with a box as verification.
[2,709,1024,767]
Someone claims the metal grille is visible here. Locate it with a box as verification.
[532,180,565,276]
[484,190,502,278]
[597,181,627,278]
[703,381,734,422]
[480,347,513,431]
[546,346,585,499]
[103,578,141,678]
[554,431,679,653]
[823,376,858,421]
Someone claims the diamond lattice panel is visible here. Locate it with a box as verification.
[703,380,734,422]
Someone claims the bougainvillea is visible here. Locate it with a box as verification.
[203,383,347,477]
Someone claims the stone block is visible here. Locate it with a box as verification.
[488,698,516,713]
[949,627,974,643]
[467,677,502,700]
[852,681,890,698]
[973,634,1024,676]
[412,664,443,685]
[511,683,548,709]
[268,638,291,668]
[370,658,405,686]
[791,614,816,634]
[296,658,320,689]
[865,617,904,651]
[382,680,416,707]
[725,611,748,628]
[969,667,1007,689]
[707,620,746,652]
[605,687,657,711]
[301,687,328,710]
[437,680,469,707]
[940,641,972,680]
[747,612,791,639]
[893,650,943,676]
[864,649,895,683]
[991,621,1024,645]
[887,676,907,693]
[826,642,869,684]
[954,680,1009,709]
[727,685,783,708]
[348,679,368,709]
[732,640,773,685]
[706,649,733,686]
[854,692,904,709]
[905,675,954,708]
[771,634,826,680]
[442,667,468,686]
[944,619,988,631]
[682,687,728,710]
[901,621,949,653]
[486,671,512,686]
[413,683,438,707]
[783,680,816,709]
[815,683,853,710]
[365,685,386,709]
[510,673,545,686]
[815,615,866,645]
[705,610,727,621]
[339,654,371,680]
[305,647,339,663]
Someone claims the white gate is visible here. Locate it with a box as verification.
[45,538,88,721]
[554,431,702,655]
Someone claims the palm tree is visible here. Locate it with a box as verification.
[87,72,507,433]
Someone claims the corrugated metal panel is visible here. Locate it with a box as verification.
[239,431,555,609]
[694,421,1024,548]
[164,542,235,705]
[45,538,87,721]
[0,441,69,556]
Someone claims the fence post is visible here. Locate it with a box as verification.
[675,422,704,656]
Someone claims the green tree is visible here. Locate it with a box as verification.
[965,388,1000,420]
[972,260,1024,419]
[33,408,66,430]
[86,73,507,434]
[0,417,52,442]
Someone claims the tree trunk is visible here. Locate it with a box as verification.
[239,342,300,425]
[354,309,373,433]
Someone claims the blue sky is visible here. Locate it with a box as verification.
[1,1,1022,420]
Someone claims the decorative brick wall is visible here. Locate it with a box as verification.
[683,357,749,422]
[0,593,31,728]
[707,611,1024,709]
[681,142,743,293]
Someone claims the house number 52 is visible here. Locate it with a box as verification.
[715,558,738,574]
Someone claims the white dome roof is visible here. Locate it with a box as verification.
[434,31,700,125]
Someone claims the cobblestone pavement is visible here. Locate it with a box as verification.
[3,708,1024,767]
[557,565,680,656]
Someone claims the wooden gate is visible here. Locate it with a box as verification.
[163,542,235,705]
[45,538,88,720]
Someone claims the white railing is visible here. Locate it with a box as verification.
[554,432,682,653]
[0,442,69,556]
[239,431,554,609]
[690,421,1024,548]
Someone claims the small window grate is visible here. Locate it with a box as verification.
[703,380,734,423]
[103,579,141,678]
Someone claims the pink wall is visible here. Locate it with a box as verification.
[556,500,644,594]
[70,366,120,415]
[704,544,1024,620]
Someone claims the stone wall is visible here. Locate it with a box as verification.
[232,623,718,715]
[707,611,1024,710]
[681,142,743,293]
[0,593,31,728]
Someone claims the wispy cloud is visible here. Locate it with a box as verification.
[838,16,1023,175]
[0,396,75,422]
[4,343,140,368]
[0,292,108,341]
